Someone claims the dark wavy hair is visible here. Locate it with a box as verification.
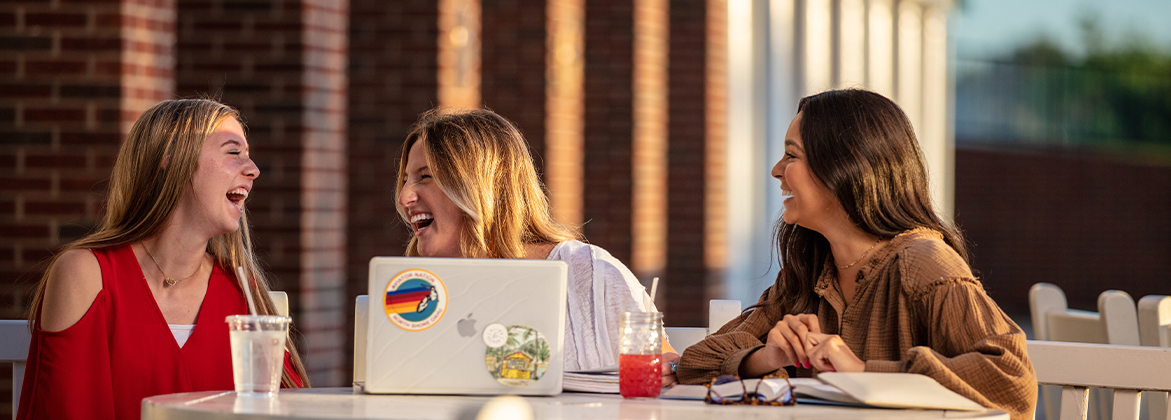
[758,89,969,315]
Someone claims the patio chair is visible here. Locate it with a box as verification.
[663,299,742,352]
[1028,340,1171,420]
[1,319,30,418]
[1138,295,1171,420]
[1030,283,1141,420]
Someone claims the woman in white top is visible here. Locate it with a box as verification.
[395,107,678,384]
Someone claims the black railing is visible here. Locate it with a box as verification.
[954,57,1171,147]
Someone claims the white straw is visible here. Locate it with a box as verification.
[237,266,258,316]
[648,277,660,304]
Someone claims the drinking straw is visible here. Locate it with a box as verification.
[237,266,258,316]
[649,277,659,304]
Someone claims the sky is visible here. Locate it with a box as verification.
[951,0,1171,59]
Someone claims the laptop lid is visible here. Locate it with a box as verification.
[364,257,567,395]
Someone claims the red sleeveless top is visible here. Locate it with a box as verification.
[17,245,302,420]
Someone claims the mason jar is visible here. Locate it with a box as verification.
[618,311,663,398]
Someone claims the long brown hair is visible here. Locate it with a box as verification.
[27,98,309,387]
[762,89,969,315]
[395,107,578,258]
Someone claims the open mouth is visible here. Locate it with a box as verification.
[410,213,435,234]
[227,188,248,211]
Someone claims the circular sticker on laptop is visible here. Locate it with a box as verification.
[484,325,550,388]
[383,269,447,331]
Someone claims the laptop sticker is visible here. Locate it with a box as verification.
[484,325,550,388]
[483,323,507,347]
[383,269,448,331]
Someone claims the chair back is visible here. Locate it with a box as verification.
[1028,340,1171,420]
[1030,283,1142,420]
[2,319,31,418]
[664,299,742,353]
[268,291,289,317]
[1138,295,1171,420]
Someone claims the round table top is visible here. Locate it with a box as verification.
[142,387,1009,420]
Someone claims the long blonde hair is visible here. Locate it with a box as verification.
[395,107,578,258]
[27,98,309,388]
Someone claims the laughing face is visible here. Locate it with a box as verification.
[771,112,840,231]
[181,117,259,237]
[398,140,464,258]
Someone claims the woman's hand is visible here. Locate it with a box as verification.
[741,314,822,376]
[804,332,864,372]
[661,352,680,387]
[765,314,822,369]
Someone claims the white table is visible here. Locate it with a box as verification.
[142,387,1010,420]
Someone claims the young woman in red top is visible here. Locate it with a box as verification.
[18,99,309,420]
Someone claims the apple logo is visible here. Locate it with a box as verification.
[457,313,476,337]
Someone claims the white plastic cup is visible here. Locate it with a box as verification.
[225,315,290,396]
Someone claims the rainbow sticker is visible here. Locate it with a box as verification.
[384,269,447,331]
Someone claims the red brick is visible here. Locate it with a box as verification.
[0,60,16,75]
[0,177,51,190]
[0,12,16,27]
[61,37,123,51]
[60,177,108,192]
[0,83,52,98]
[60,131,122,145]
[25,12,87,27]
[25,201,86,215]
[0,154,14,167]
[0,224,47,238]
[0,36,52,51]
[0,200,13,214]
[24,154,87,168]
[23,247,56,263]
[23,108,86,123]
[25,60,88,76]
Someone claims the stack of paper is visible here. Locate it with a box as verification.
[563,365,620,394]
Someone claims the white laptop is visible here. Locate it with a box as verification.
[363,257,568,396]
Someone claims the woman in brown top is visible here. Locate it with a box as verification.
[676,89,1036,419]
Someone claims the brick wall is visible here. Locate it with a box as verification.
[544,0,584,226]
[175,0,348,386]
[663,0,724,327]
[955,145,1171,316]
[581,0,634,264]
[630,0,667,280]
[344,0,438,377]
[0,0,175,415]
[481,0,546,172]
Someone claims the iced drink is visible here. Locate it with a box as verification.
[225,315,289,396]
[619,353,662,398]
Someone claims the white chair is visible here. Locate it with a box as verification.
[268,291,289,317]
[1,319,31,418]
[663,299,742,353]
[1028,340,1171,420]
[2,291,289,417]
[1031,283,1142,420]
[1138,295,1171,420]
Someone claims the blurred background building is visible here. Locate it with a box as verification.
[0,0,1168,413]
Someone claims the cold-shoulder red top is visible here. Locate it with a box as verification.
[17,245,303,420]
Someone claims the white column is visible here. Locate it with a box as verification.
[804,0,832,95]
[921,4,952,218]
[838,0,867,88]
[866,0,894,97]
[724,0,775,305]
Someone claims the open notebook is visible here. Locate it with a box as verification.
[662,372,987,412]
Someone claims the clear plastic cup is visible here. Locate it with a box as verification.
[225,315,290,396]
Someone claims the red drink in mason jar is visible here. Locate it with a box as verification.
[619,353,661,398]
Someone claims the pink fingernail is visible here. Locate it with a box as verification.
[803,361,811,369]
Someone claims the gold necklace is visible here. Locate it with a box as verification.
[142,242,204,287]
[835,237,883,269]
